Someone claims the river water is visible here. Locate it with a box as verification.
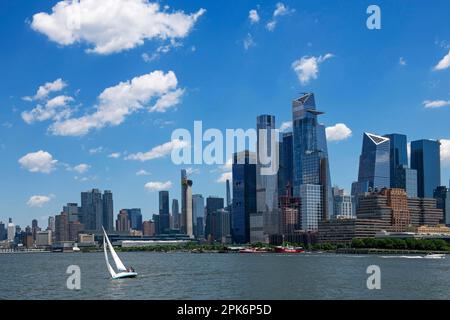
[1,252,449,299]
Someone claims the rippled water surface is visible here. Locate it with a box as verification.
[1,252,450,299]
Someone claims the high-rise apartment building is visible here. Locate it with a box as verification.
[159,191,170,234]
[181,169,194,237]
[411,139,441,198]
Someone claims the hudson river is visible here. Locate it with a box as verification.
[1,252,449,299]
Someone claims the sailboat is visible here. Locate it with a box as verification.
[102,227,138,279]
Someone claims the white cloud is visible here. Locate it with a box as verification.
[73,163,90,174]
[292,53,334,85]
[22,95,74,124]
[249,9,260,24]
[136,169,151,176]
[243,33,256,50]
[27,195,53,207]
[108,152,121,159]
[144,180,172,191]
[126,139,188,162]
[149,88,184,113]
[423,100,450,109]
[399,57,406,66]
[18,150,58,173]
[433,50,450,71]
[217,171,232,183]
[266,2,294,31]
[441,139,450,167]
[186,167,200,175]
[23,78,67,101]
[31,0,205,55]
[279,121,292,132]
[89,146,104,154]
[325,123,352,142]
[49,70,183,136]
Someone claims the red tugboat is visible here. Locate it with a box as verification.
[274,245,305,254]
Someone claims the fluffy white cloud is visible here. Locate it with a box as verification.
[27,195,53,207]
[31,0,205,55]
[433,50,450,71]
[186,167,200,175]
[22,95,74,124]
[243,33,256,50]
[50,70,184,136]
[136,169,151,176]
[23,78,67,101]
[19,150,58,173]
[126,139,188,162]
[423,100,450,109]
[292,53,334,85]
[441,139,450,167]
[249,9,260,24]
[73,163,90,174]
[279,121,292,132]
[89,146,104,154]
[266,2,294,31]
[108,152,121,159]
[217,171,232,183]
[325,123,352,142]
[144,181,172,191]
[399,57,406,66]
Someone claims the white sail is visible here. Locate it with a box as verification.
[103,237,116,278]
[103,228,127,272]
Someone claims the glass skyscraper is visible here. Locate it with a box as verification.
[81,189,103,231]
[232,151,256,244]
[192,194,205,238]
[411,139,441,198]
[278,131,294,197]
[292,93,333,228]
[159,191,170,233]
[103,190,114,232]
[354,133,390,194]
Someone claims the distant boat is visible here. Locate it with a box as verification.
[274,245,305,254]
[103,227,138,279]
[239,248,270,253]
[424,253,446,259]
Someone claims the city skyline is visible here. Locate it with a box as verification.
[1,0,450,227]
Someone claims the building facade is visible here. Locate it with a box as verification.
[411,139,441,198]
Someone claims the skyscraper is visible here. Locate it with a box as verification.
[7,218,15,242]
[192,194,205,238]
[232,151,257,244]
[47,216,55,232]
[181,169,194,237]
[63,203,81,223]
[126,208,142,231]
[292,93,333,229]
[411,139,441,198]
[0,221,5,241]
[226,179,231,209]
[256,114,279,240]
[278,131,294,197]
[81,189,103,231]
[434,186,450,226]
[103,190,114,232]
[354,133,390,195]
[172,199,180,229]
[384,133,418,197]
[159,191,170,233]
[116,210,131,232]
[205,196,224,240]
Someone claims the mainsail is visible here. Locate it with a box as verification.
[103,237,117,278]
[103,227,127,272]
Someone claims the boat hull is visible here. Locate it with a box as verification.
[112,272,138,279]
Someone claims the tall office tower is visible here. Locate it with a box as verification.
[354,133,390,195]
[278,131,294,197]
[55,213,69,242]
[47,216,55,232]
[0,221,5,240]
[125,208,142,231]
[7,218,15,242]
[384,133,418,197]
[256,114,279,240]
[152,214,161,235]
[103,190,114,232]
[158,191,170,234]
[31,219,40,240]
[434,186,450,226]
[192,194,205,238]
[226,179,231,209]
[205,196,224,239]
[411,139,441,198]
[172,199,180,229]
[116,210,131,232]
[232,151,257,244]
[63,203,81,223]
[181,169,194,237]
[81,189,103,231]
[292,93,334,228]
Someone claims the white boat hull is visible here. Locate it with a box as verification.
[112,272,138,279]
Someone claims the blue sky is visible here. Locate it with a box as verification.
[0,0,449,228]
